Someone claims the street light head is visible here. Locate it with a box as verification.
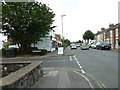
[61,15,66,17]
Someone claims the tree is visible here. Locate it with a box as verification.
[75,40,82,43]
[61,39,70,47]
[2,2,55,54]
[83,30,95,44]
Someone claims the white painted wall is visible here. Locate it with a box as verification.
[31,30,56,52]
[33,37,52,51]
[31,36,56,52]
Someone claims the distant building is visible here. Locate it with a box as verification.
[55,34,62,48]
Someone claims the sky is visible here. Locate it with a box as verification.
[37,0,119,42]
[0,0,119,43]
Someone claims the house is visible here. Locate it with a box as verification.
[31,30,57,52]
[96,31,104,43]
[113,24,120,49]
[55,34,62,48]
[96,23,120,49]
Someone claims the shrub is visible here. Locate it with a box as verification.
[3,42,12,48]
[40,49,48,55]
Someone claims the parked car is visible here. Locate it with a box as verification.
[87,44,91,48]
[96,42,111,50]
[91,44,96,49]
[81,45,89,50]
[76,43,80,47]
[70,44,77,49]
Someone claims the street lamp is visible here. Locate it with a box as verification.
[61,15,66,45]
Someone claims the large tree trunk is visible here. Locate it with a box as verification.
[87,39,89,44]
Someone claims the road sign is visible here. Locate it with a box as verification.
[58,47,64,55]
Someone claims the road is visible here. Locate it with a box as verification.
[71,47,118,88]
[1,47,118,88]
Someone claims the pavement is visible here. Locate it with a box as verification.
[32,68,92,88]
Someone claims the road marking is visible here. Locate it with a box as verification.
[72,55,106,89]
[81,69,85,74]
[72,55,105,89]
[73,55,85,74]
[69,56,72,61]
[86,73,107,89]
[73,71,94,89]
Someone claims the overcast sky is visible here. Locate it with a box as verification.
[37,0,119,42]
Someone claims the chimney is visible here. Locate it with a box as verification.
[101,28,105,31]
[109,24,114,28]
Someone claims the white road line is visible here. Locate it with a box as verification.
[81,69,85,74]
[69,56,72,61]
[73,71,94,89]
[73,55,85,74]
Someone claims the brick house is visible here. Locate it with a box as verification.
[96,23,120,49]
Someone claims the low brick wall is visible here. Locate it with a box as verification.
[0,61,43,88]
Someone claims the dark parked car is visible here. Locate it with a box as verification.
[96,42,111,50]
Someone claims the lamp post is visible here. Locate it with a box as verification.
[61,15,66,46]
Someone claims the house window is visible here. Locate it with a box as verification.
[110,31,112,44]
[110,31,112,37]
[52,41,56,48]
[115,28,118,37]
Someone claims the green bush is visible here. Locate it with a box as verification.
[3,42,12,48]
[40,49,48,55]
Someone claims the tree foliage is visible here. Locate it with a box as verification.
[61,39,70,47]
[75,40,83,43]
[2,2,55,54]
[83,30,95,44]
[83,30,94,40]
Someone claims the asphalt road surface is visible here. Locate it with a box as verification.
[71,47,118,88]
